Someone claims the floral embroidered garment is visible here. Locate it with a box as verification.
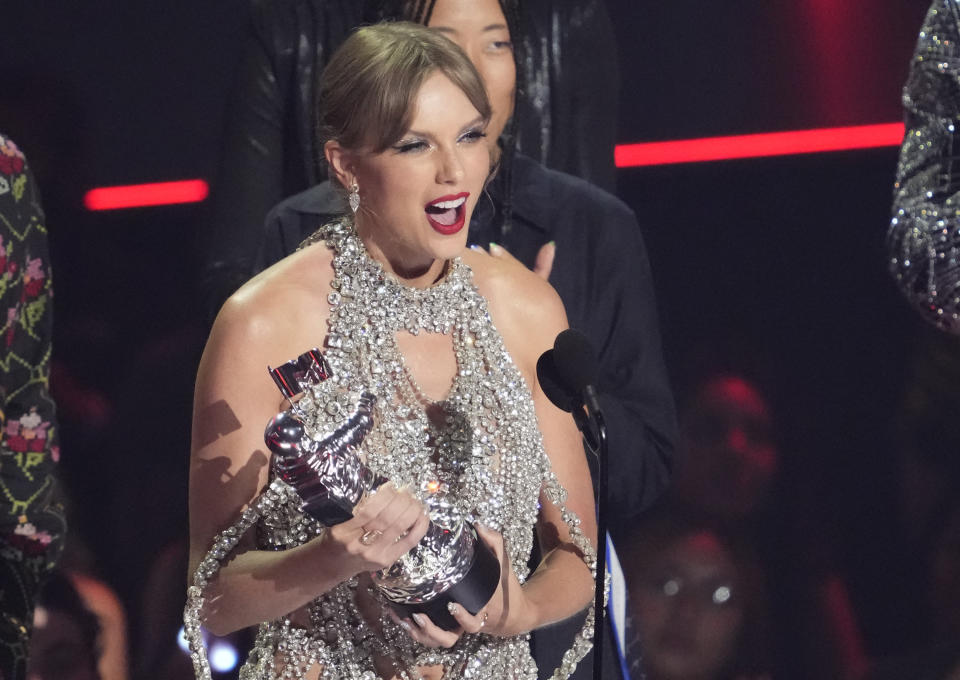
[0,134,65,680]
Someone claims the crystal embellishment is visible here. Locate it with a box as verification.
[184,218,597,679]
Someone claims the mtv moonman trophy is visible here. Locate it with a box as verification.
[263,348,500,631]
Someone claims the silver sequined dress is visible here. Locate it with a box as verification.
[889,0,960,332]
[184,220,596,680]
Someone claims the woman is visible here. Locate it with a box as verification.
[619,511,772,680]
[185,22,596,680]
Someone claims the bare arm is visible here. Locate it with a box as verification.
[188,265,428,636]
[468,252,597,633]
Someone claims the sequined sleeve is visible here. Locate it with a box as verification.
[889,0,960,332]
[0,134,65,680]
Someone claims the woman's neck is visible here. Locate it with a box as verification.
[356,221,448,289]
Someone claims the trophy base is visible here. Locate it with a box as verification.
[387,527,501,631]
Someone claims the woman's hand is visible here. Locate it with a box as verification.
[323,483,431,577]
[390,524,537,648]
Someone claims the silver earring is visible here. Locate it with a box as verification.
[349,181,360,214]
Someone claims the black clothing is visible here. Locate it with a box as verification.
[202,0,619,322]
[257,152,676,530]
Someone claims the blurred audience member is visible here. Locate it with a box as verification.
[865,494,960,679]
[865,333,960,679]
[0,133,66,680]
[26,571,100,680]
[69,572,129,680]
[670,376,777,521]
[656,374,867,679]
[620,510,772,680]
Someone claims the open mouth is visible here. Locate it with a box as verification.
[425,192,469,235]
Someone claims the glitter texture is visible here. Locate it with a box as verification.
[889,0,960,331]
[184,219,597,679]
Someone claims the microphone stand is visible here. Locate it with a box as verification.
[575,386,608,680]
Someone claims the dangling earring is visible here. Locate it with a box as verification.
[349,180,360,214]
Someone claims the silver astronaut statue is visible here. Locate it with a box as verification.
[263,348,500,630]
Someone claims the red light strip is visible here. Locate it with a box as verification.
[83,179,209,211]
[614,122,905,168]
[81,124,906,210]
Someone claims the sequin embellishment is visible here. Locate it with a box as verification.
[184,219,597,679]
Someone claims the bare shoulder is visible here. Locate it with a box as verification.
[210,241,335,363]
[460,248,568,371]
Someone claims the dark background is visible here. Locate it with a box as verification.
[0,0,948,669]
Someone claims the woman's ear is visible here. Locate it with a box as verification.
[325,140,355,189]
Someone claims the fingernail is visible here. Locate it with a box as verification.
[412,613,426,627]
[469,244,483,251]
[489,242,503,255]
[399,620,413,632]
[548,240,556,248]
[447,602,459,615]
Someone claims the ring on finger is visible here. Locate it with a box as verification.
[360,529,383,546]
[479,611,489,629]
[394,528,410,544]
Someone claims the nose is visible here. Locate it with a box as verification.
[436,146,465,185]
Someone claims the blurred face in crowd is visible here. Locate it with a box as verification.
[427,0,516,149]
[630,531,745,680]
[26,605,100,680]
[674,376,778,518]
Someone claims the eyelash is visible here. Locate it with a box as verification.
[393,140,428,154]
[392,129,487,154]
[460,129,487,143]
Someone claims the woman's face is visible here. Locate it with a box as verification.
[427,0,516,145]
[674,377,778,519]
[337,72,490,278]
[630,531,745,680]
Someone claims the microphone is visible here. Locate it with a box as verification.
[537,329,609,680]
[536,329,602,452]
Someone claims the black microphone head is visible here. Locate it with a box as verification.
[553,328,599,393]
[536,349,576,412]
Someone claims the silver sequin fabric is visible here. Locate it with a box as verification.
[889,0,960,332]
[185,220,596,680]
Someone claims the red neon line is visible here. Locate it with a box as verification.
[80,124,905,209]
[614,122,905,168]
[83,179,209,210]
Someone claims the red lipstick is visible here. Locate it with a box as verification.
[424,192,469,236]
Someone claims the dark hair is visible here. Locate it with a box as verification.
[619,507,773,679]
[317,22,492,155]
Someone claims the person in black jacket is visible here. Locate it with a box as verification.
[201,0,620,322]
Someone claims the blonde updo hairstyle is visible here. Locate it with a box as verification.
[317,21,493,181]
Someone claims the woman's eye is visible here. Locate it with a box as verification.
[488,40,513,52]
[394,140,428,154]
[459,129,488,144]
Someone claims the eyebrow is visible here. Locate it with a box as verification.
[432,23,509,35]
